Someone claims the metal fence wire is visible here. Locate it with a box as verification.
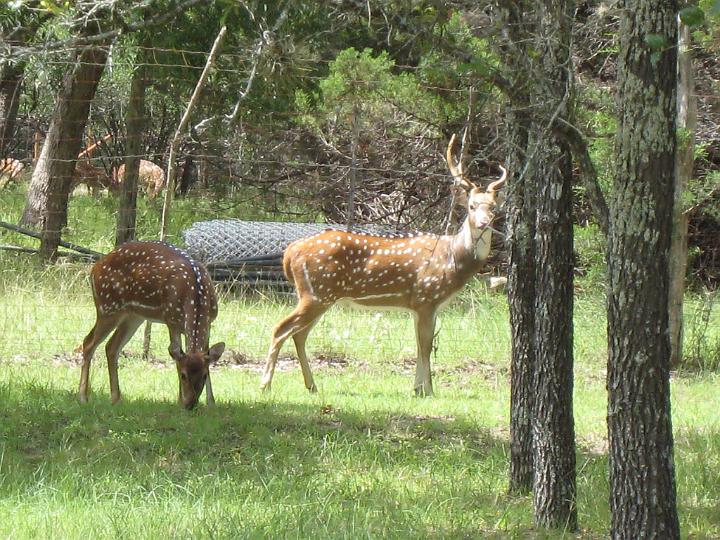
[183,219,329,263]
[182,219,395,287]
[182,219,396,264]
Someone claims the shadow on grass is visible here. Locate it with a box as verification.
[1,381,717,538]
[0,380,525,538]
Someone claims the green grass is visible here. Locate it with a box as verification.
[1,189,719,537]
[0,251,719,538]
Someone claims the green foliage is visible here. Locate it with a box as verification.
[295,47,453,144]
[683,291,720,371]
[679,5,706,27]
[574,224,607,290]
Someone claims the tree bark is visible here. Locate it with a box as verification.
[532,141,576,530]
[19,38,109,259]
[554,120,609,236]
[494,0,537,495]
[530,1,577,530]
[115,52,149,246]
[607,1,680,538]
[0,61,24,158]
[669,18,695,367]
[506,107,536,495]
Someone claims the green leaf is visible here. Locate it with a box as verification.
[645,33,667,51]
[679,5,705,27]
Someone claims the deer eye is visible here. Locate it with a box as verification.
[181,373,188,381]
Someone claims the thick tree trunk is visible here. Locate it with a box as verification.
[116,55,149,246]
[607,1,680,538]
[19,41,109,259]
[530,1,577,530]
[669,20,695,367]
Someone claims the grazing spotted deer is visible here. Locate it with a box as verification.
[113,160,166,198]
[79,241,225,409]
[261,135,506,396]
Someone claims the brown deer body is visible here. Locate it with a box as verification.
[114,160,165,198]
[79,241,225,409]
[261,135,506,396]
[0,158,25,184]
[72,133,113,195]
[72,160,112,194]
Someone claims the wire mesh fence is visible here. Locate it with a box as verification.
[1,3,719,372]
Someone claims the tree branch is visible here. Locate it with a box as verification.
[553,118,609,236]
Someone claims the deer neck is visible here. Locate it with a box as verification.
[184,312,208,353]
[452,218,493,265]
[181,267,212,354]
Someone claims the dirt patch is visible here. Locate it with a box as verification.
[394,356,509,381]
[214,350,358,373]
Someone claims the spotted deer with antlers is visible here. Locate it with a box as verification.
[261,135,506,396]
[79,241,225,409]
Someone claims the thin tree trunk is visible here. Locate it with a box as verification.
[669,18,695,367]
[607,1,680,537]
[532,141,576,530]
[116,51,149,246]
[160,25,226,240]
[493,0,537,496]
[505,107,536,495]
[0,62,24,158]
[19,39,109,259]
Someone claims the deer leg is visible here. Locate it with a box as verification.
[292,314,326,393]
[204,376,215,406]
[168,328,184,404]
[261,301,327,392]
[413,309,437,397]
[79,313,121,403]
[105,316,143,404]
[200,337,216,406]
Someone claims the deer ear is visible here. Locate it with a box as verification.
[207,342,225,364]
[169,344,184,362]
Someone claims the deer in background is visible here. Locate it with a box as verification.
[79,241,225,409]
[0,158,25,187]
[261,135,506,396]
[72,133,113,194]
[113,159,165,198]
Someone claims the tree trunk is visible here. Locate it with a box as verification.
[19,40,109,259]
[505,107,536,495]
[0,61,24,158]
[494,0,537,496]
[669,18,695,367]
[530,1,577,530]
[116,54,149,246]
[607,1,680,538]
[532,141,576,530]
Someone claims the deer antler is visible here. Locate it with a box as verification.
[77,133,112,160]
[446,134,476,191]
[487,164,507,193]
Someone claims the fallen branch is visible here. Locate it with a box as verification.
[0,220,103,258]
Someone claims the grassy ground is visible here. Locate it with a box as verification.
[0,189,719,537]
